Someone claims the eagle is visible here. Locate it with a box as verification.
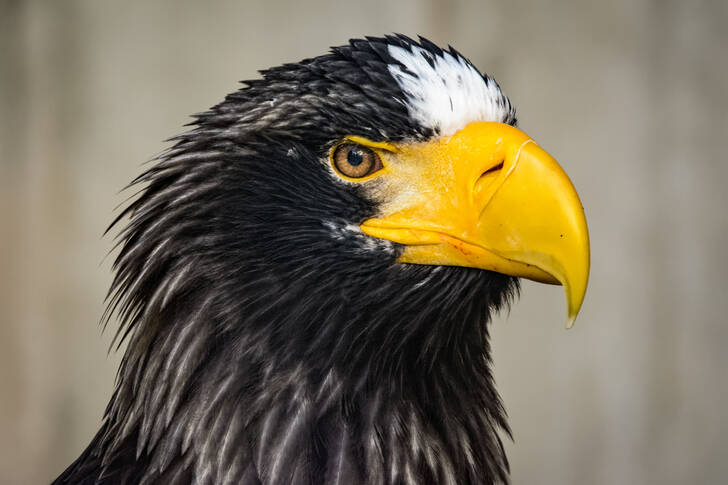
[53,35,589,485]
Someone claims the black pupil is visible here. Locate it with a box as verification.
[347,147,365,166]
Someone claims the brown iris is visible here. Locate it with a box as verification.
[332,143,383,179]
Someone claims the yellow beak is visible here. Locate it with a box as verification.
[360,122,590,327]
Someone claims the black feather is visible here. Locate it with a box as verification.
[53,36,518,485]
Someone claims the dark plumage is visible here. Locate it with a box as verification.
[54,35,522,485]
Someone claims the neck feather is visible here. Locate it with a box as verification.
[87,264,515,484]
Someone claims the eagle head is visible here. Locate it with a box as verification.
[56,35,589,485]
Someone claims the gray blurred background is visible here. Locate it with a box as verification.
[1,0,727,483]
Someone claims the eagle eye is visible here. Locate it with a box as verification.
[331,143,383,179]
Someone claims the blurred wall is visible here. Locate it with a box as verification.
[1,0,727,483]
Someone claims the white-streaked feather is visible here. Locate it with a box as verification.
[387,45,511,136]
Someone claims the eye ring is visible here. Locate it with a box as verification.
[331,143,383,179]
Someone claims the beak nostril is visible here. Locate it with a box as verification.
[474,160,506,200]
[482,161,504,177]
